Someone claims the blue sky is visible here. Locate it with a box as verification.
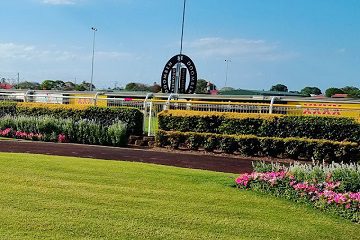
[0,0,359,91]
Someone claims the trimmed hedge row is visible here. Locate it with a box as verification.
[0,102,143,135]
[158,110,360,142]
[156,130,360,163]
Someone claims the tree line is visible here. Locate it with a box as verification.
[13,80,95,91]
[8,79,360,98]
[269,83,360,98]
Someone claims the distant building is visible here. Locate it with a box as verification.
[219,89,304,97]
[0,83,13,89]
[331,94,348,98]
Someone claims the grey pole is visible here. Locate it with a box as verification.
[225,59,231,87]
[90,27,97,91]
[175,0,187,94]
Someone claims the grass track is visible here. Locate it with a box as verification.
[0,152,358,240]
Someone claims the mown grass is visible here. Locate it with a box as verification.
[0,152,358,240]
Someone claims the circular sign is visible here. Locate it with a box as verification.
[160,54,197,94]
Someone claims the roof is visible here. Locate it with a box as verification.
[219,89,304,97]
[0,83,13,89]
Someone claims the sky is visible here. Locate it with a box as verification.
[0,0,359,91]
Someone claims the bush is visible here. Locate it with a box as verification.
[158,110,360,142]
[252,161,360,192]
[107,122,127,147]
[156,130,360,163]
[0,102,17,118]
[0,115,128,147]
[0,102,143,135]
[236,161,360,222]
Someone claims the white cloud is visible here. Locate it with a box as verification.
[186,37,298,61]
[0,42,136,63]
[42,0,76,5]
[96,51,134,60]
[0,42,77,61]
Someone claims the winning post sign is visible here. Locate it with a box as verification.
[160,54,197,94]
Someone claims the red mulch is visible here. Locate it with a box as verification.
[0,140,256,174]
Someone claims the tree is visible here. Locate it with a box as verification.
[195,79,208,94]
[40,80,56,90]
[325,88,344,97]
[14,81,40,90]
[348,90,360,98]
[149,82,161,93]
[270,84,288,92]
[125,82,149,92]
[300,87,322,96]
[341,86,359,94]
[220,87,235,92]
[75,81,95,91]
[63,81,76,91]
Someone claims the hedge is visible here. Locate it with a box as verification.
[0,102,17,117]
[0,102,143,135]
[158,110,360,142]
[156,130,360,163]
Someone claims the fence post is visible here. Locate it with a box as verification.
[143,93,154,135]
[269,96,277,114]
[165,93,178,110]
[148,101,153,136]
[24,90,31,102]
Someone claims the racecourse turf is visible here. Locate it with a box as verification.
[0,152,358,240]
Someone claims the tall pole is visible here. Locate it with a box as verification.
[90,27,97,91]
[175,0,187,94]
[179,0,186,56]
[225,59,231,87]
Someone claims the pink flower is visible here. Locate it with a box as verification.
[57,133,67,143]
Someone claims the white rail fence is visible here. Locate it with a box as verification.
[1,92,359,136]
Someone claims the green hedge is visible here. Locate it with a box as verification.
[156,130,360,163]
[158,110,360,142]
[0,102,17,118]
[0,102,143,135]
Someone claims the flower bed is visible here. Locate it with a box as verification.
[0,115,127,147]
[235,161,360,222]
[0,102,143,136]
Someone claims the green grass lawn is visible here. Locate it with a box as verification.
[0,153,358,240]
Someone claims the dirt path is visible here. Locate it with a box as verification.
[0,140,253,174]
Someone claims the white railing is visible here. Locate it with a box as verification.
[1,91,359,136]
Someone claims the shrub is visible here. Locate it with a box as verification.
[0,102,17,117]
[158,110,360,142]
[107,122,127,147]
[0,102,143,135]
[236,161,360,222]
[156,130,360,163]
[0,115,128,147]
[252,161,360,192]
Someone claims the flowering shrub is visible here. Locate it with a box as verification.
[0,127,68,142]
[235,162,360,222]
[0,115,127,147]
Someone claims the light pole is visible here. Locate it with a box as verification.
[174,0,187,94]
[224,59,231,88]
[90,27,97,91]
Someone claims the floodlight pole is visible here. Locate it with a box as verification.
[225,59,231,87]
[90,27,97,91]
